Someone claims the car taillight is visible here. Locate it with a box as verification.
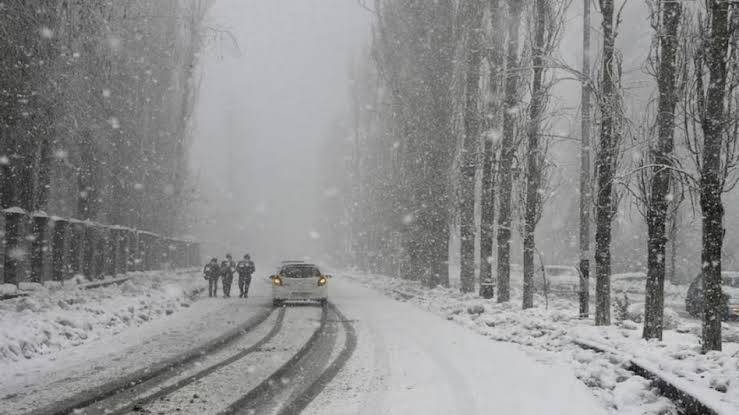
[273,276,283,286]
[318,276,327,286]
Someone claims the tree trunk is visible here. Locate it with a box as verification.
[480,0,504,299]
[460,0,485,293]
[578,0,592,318]
[480,151,496,296]
[523,0,546,310]
[643,0,681,341]
[496,0,522,303]
[594,0,616,326]
[699,0,730,352]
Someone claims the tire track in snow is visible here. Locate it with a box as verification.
[276,302,358,415]
[30,305,276,415]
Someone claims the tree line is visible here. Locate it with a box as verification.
[0,0,212,237]
[321,0,738,351]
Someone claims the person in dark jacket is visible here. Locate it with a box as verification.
[237,254,256,298]
[220,257,235,298]
[203,258,220,297]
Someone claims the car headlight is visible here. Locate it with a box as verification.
[318,276,327,286]
[272,276,283,286]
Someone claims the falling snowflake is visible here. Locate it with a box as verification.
[102,89,111,98]
[133,183,145,191]
[0,155,9,165]
[54,149,68,160]
[485,129,502,144]
[108,117,120,129]
[107,36,121,51]
[8,247,27,261]
[40,27,53,39]
[309,231,321,240]
[402,213,414,225]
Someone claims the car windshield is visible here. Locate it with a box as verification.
[280,265,321,278]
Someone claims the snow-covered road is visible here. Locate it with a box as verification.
[304,277,608,415]
[1,272,619,414]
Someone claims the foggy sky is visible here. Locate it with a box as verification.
[191,0,370,265]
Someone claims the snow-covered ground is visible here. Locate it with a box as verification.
[0,271,274,414]
[304,277,610,415]
[339,270,739,414]
[0,269,203,363]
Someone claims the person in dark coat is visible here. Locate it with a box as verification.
[237,254,256,298]
[220,258,235,298]
[203,258,220,297]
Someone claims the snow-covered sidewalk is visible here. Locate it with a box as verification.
[340,271,739,414]
[0,269,204,363]
[0,272,273,414]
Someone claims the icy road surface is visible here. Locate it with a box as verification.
[304,277,608,415]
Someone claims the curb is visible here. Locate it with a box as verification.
[572,338,734,415]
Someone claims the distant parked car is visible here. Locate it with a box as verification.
[611,272,646,282]
[685,271,739,321]
[538,265,580,293]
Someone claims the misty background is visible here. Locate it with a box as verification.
[191,0,370,266]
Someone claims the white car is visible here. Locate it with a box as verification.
[542,265,580,293]
[270,262,329,307]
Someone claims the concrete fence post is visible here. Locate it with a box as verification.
[128,230,139,272]
[105,227,118,277]
[113,228,126,275]
[3,208,31,285]
[119,229,129,274]
[30,212,53,283]
[139,232,150,271]
[177,241,186,268]
[52,218,70,281]
[68,221,85,276]
[95,225,107,278]
[154,235,164,271]
[0,213,5,284]
[82,222,96,280]
[194,243,201,267]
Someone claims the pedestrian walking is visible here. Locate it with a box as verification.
[220,258,235,298]
[203,258,220,297]
[237,254,256,298]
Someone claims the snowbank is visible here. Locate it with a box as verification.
[344,271,739,414]
[0,270,203,364]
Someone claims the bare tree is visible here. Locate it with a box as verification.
[496,0,523,303]
[460,0,486,293]
[698,0,731,351]
[578,0,592,318]
[480,0,506,299]
[643,0,682,341]
[594,0,619,326]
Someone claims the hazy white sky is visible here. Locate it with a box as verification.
[191,0,370,262]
